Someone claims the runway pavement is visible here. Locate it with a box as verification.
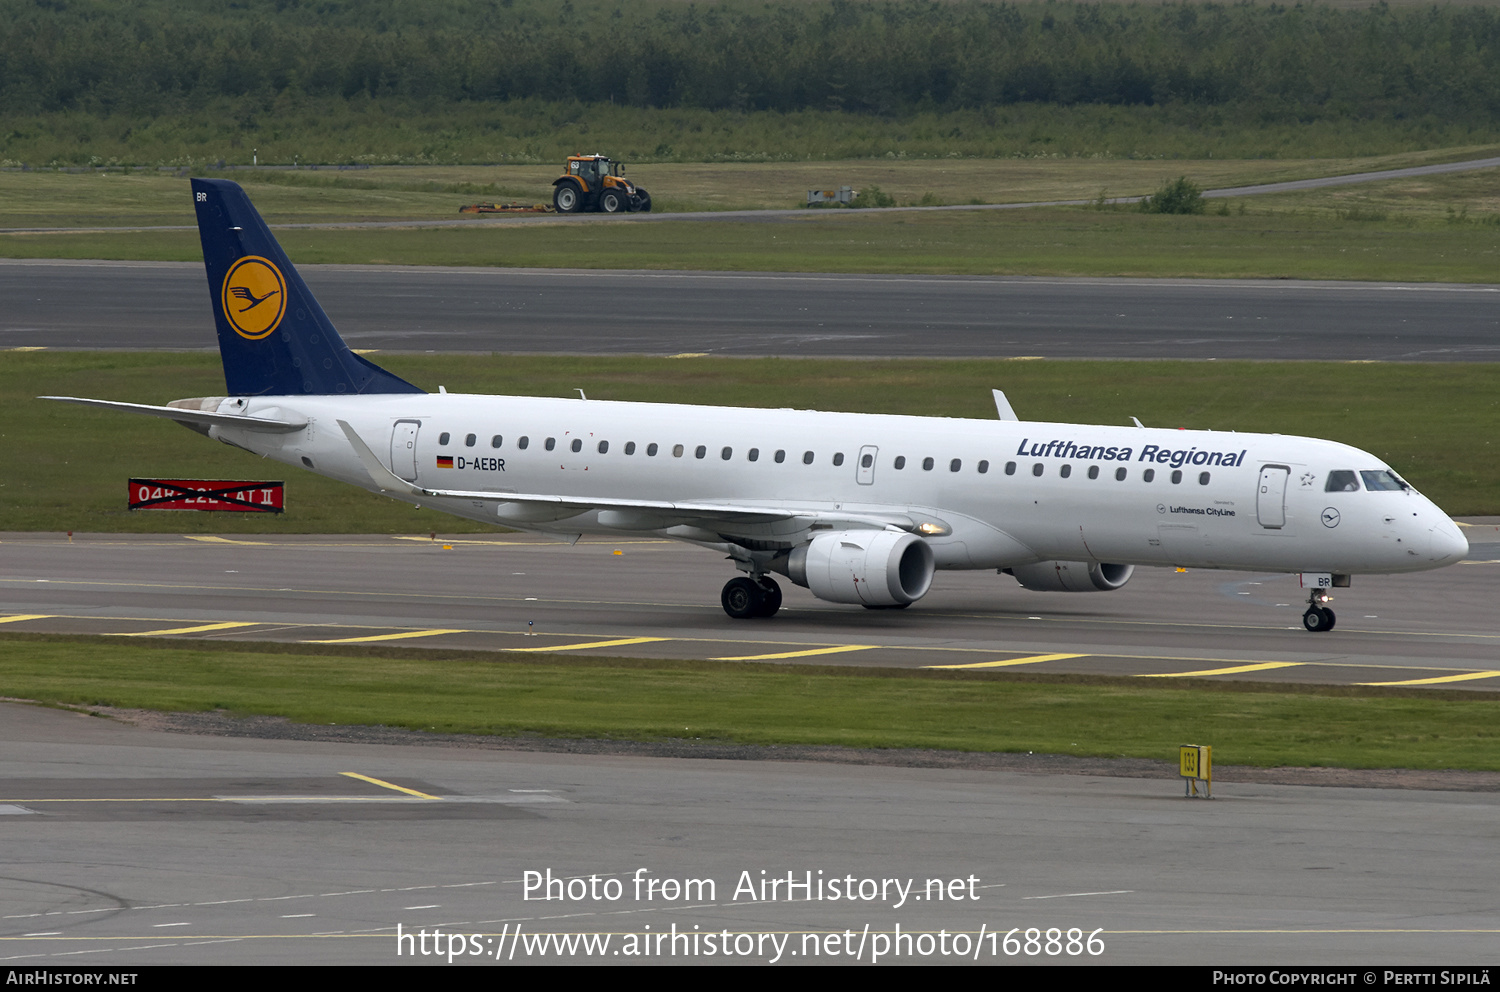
[3,529,1498,689]
[2,699,1499,966]
[5,261,1499,360]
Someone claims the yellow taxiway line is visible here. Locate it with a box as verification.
[115,621,260,636]
[340,772,441,800]
[924,652,1087,670]
[313,629,468,644]
[712,645,876,661]
[1359,670,1500,686]
[1137,661,1303,678]
[507,636,669,653]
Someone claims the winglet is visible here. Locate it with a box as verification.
[338,419,424,496]
[992,389,1020,421]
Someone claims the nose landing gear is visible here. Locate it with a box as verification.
[721,576,783,619]
[1302,589,1336,632]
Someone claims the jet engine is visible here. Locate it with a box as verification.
[1006,561,1134,592]
[780,530,935,607]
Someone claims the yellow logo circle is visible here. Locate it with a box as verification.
[221,256,287,340]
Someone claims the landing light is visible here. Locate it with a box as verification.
[916,521,952,537]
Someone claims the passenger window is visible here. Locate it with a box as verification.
[721,446,732,460]
[439,432,451,446]
[803,451,815,465]
[597,440,608,454]
[977,460,989,474]
[922,457,934,471]
[949,458,961,472]
[775,450,786,463]
[894,456,906,470]
[646,443,658,456]
[1325,470,1360,492]
[1143,468,1155,482]
[672,444,684,457]
[1171,469,1182,484]
[1087,465,1099,480]
[1004,461,1016,476]
[1198,471,1211,485]
[571,438,582,452]
[832,453,845,467]
[625,441,636,455]
[1115,467,1126,481]
[748,448,759,462]
[518,436,529,450]
[695,445,707,459]
[862,453,874,469]
[491,435,503,448]
[545,437,556,451]
[1060,464,1071,479]
[1032,463,1043,477]
[465,433,476,447]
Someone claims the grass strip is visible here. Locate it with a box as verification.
[6,204,1499,283]
[3,633,1498,772]
[8,352,1500,533]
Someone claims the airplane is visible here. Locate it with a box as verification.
[43,178,1469,632]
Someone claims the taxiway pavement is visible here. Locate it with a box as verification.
[3,531,1498,689]
[5,262,1499,360]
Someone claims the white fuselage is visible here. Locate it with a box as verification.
[206,392,1468,576]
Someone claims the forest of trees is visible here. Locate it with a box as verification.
[4,0,1499,121]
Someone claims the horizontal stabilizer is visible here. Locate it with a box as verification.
[40,396,307,433]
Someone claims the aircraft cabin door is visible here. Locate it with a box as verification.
[391,420,420,482]
[1256,464,1289,529]
[856,445,878,485]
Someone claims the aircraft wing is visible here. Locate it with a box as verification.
[338,420,924,533]
[41,396,308,433]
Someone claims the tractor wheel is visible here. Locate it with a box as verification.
[636,191,652,213]
[600,188,627,214]
[553,183,582,213]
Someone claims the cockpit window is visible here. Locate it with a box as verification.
[1325,470,1359,492]
[1361,470,1410,492]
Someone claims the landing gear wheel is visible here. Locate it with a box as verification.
[1302,607,1336,632]
[553,183,582,213]
[755,577,782,617]
[721,576,765,619]
[600,188,626,214]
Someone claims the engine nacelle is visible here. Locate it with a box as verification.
[783,530,935,607]
[1006,561,1134,593]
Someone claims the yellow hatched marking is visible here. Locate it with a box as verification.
[508,636,669,653]
[712,645,875,661]
[119,621,259,636]
[340,772,440,800]
[313,629,467,644]
[1139,662,1302,678]
[925,652,1086,670]
[0,615,53,625]
[1359,670,1500,686]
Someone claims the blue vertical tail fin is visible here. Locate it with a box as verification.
[190,177,423,397]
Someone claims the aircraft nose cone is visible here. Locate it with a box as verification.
[1430,519,1469,564]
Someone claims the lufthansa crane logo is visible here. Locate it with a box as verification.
[221,256,287,340]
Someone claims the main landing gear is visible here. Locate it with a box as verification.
[1302,589,1336,632]
[721,576,783,619]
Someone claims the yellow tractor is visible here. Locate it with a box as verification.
[552,154,652,214]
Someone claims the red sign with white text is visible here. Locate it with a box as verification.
[128,479,284,513]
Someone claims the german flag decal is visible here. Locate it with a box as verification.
[436,455,454,468]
